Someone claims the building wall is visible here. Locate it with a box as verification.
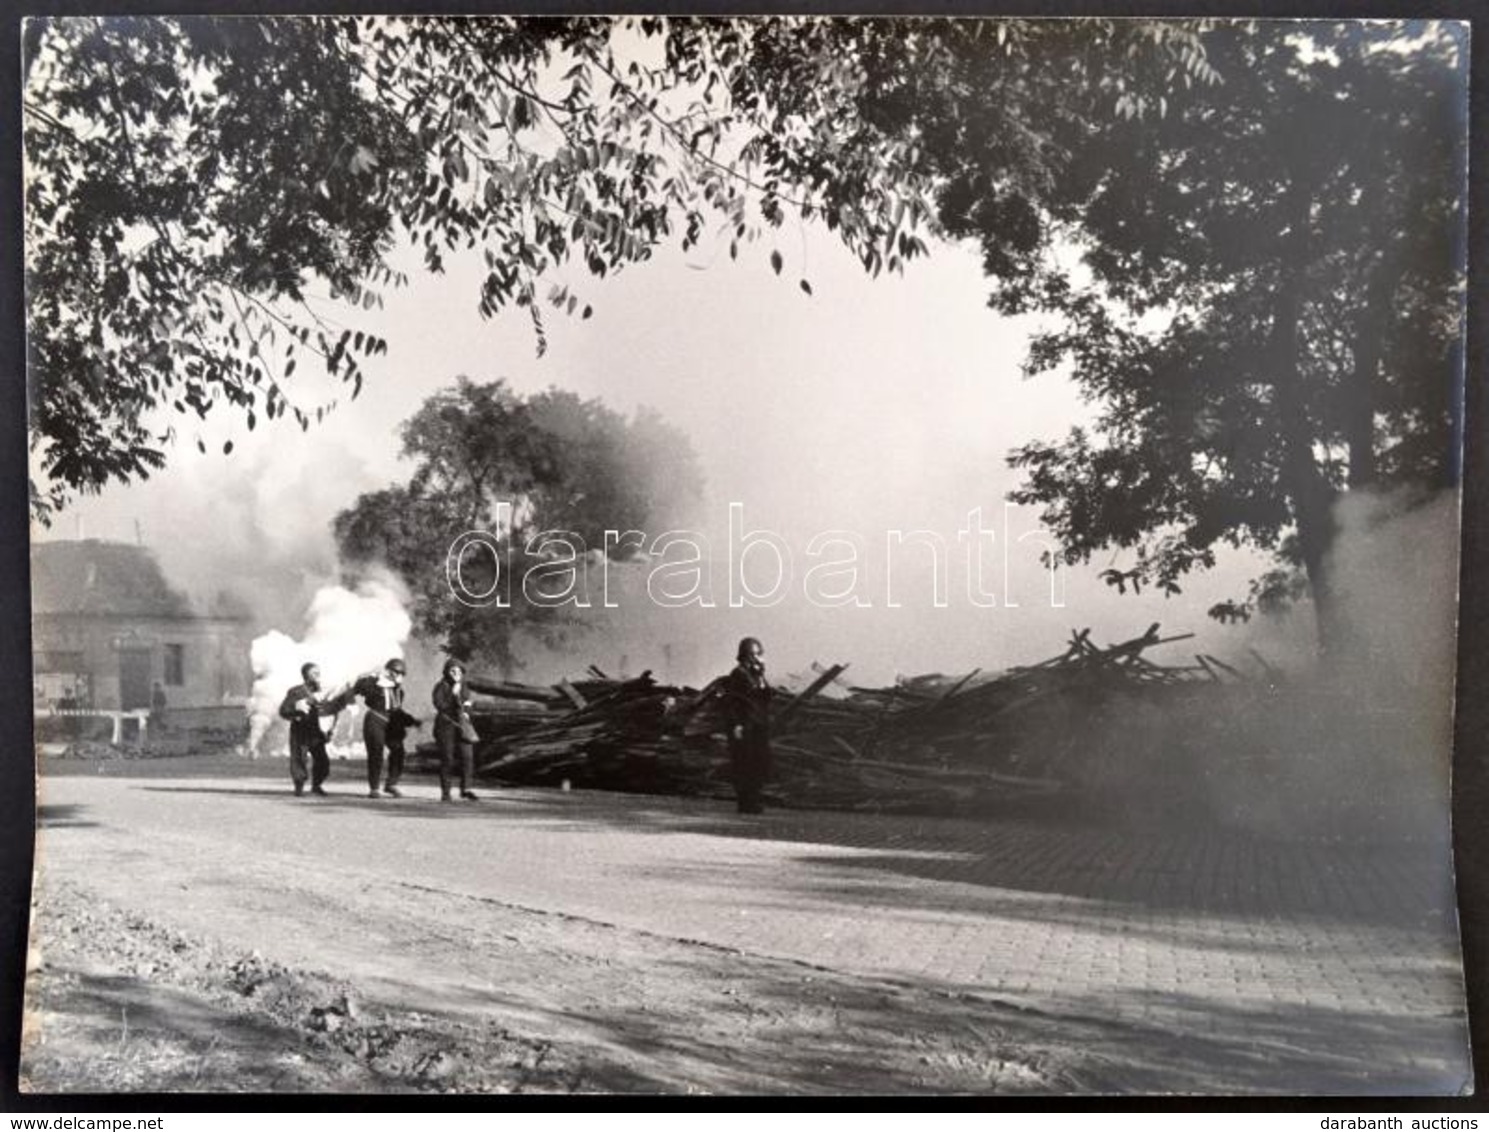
[33,614,254,711]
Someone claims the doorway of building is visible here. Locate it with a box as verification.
[118,649,152,710]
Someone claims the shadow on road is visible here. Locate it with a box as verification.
[140,786,308,800]
[412,788,1456,928]
[120,779,1458,930]
[380,949,1062,1094]
[25,774,1472,1095]
[974,983,1473,1095]
[138,784,521,809]
[375,938,1467,1095]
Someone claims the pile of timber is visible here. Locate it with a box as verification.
[429,625,1253,814]
[460,668,719,794]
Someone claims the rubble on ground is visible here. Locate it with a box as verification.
[418,625,1263,815]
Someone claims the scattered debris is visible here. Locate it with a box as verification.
[418,625,1255,815]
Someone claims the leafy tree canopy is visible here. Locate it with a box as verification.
[333,377,703,674]
[24,15,1213,521]
[851,20,1465,645]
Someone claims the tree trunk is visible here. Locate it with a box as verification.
[1270,175,1343,658]
[1345,245,1402,491]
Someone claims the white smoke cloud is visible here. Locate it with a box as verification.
[245,576,414,757]
[1325,487,1461,693]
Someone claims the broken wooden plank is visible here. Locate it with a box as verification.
[465,677,566,706]
[554,679,588,710]
[810,661,855,688]
[935,667,982,703]
[1151,633,1197,647]
[776,663,850,728]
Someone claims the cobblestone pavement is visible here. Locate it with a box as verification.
[33,768,1472,1093]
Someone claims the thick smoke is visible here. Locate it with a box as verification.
[1324,488,1461,695]
[46,418,388,635]
[485,506,1264,692]
[1077,488,1461,841]
[245,576,413,758]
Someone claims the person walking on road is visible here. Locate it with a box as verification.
[348,658,421,798]
[722,637,774,814]
[278,662,346,797]
[433,659,480,803]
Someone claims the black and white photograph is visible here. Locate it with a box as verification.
[16,14,1475,1096]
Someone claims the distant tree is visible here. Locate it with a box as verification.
[333,378,703,674]
[24,15,1212,521]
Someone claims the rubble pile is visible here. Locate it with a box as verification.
[464,669,715,796]
[424,625,1251,815]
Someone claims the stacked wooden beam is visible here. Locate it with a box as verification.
[423,624,1250,814]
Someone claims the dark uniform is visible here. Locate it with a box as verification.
[722,655,774,814]
[433,670,479,801]
[150,682,169,732]
[349,667,420,796]
[278,678,343,795]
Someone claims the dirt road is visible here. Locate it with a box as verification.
[20,756,1472,1095]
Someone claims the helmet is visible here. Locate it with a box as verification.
[385,658,407,675]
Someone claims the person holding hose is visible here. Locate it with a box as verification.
[279,662,345,797]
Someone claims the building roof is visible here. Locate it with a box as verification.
[32,540,195,618]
